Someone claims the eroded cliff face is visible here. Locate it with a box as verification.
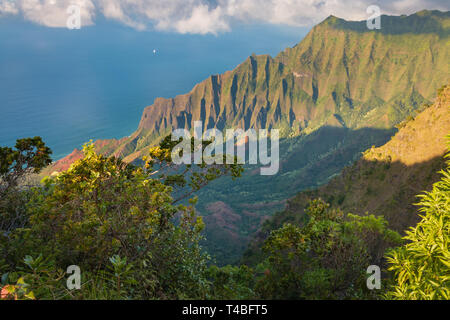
[54,11,449,168]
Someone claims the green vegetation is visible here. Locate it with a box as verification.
[0,138,243,300]
[1,131,449,300]
[0,137,52,240]
[255,199,401,299]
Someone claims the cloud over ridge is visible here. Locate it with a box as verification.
[0,0,449,34]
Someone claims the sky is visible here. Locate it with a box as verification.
[0,0,449,35]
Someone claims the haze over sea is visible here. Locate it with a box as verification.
[0,16,307,160]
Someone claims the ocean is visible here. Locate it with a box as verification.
[0,16,307,160]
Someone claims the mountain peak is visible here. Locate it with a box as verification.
[316,10,449,36]
[320,14,344,25]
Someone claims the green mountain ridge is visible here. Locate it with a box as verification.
[53,10,449,166]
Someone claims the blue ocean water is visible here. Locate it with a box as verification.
[0,17,308,160]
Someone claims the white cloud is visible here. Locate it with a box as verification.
[224,0,450,26]
[96,0,145,30]
[0,0,19,15]
[2,0,96,27]
[173,4,230,34]
[0,0,449,33]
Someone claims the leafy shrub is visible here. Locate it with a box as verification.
[206,265,255,299]
[255,199,402,299]
[386,138,450,300]
[0,134,246,300]
[1,140,229,299]
[0,137,52,236]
